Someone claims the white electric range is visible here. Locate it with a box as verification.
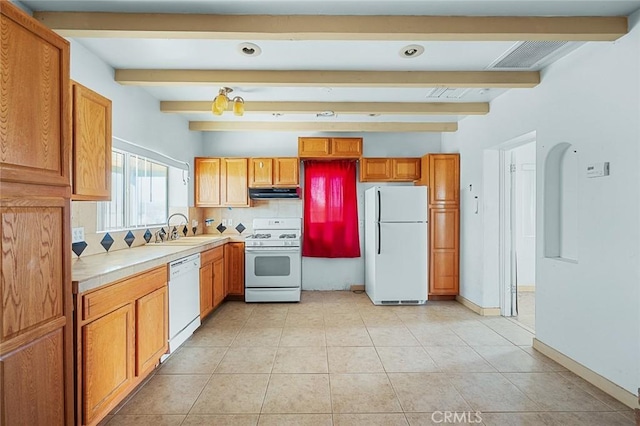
[244,218,302,302]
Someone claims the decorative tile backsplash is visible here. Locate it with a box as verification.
[70,199,302,258]
[203,199,303,236]
[71,202,204,258]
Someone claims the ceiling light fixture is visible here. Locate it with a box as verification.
[400,44,425,59]
[237,42,262,57]
[212,87,245,116]
[316,111,336,117]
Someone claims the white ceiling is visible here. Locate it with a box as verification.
[19,0,640,131]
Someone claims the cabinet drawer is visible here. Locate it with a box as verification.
[201,246,224,265]
[82,266,167,322]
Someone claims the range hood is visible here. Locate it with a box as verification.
[249,187,300,200]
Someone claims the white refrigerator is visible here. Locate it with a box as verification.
[364,186,428,305]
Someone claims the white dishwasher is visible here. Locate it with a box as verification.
[164,253,201,360]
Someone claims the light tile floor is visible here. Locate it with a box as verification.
[103,291,635,426]
[515,291,535,331]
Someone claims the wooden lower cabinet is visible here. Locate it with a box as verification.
[136,286,169,376]
[0,194,74,426]
[77,266,168,426]
[2,329,68,425]
[82,304,134,425]
[224,242,245,298]
[200,246,225,319]
[212,257,225,307]
[429,208,460,296]
[199,262,214,318]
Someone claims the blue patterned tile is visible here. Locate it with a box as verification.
[144,229,152,243]
[72,241,87,257]
[100,233,114,252]
[192,226,197,235]
[182,225,188,236]
[216,223,227,234]
[124,231,135,247]
[235,223,246,234]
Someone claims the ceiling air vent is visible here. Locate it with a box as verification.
[426,87,470,99]
[491,41,568,69]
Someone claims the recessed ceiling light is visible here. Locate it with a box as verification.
[238,42,262,57]
[316,111,336,117]
[400,44,425,59]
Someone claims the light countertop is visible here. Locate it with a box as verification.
[72,235,245,294]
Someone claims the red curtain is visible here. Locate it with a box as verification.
[302,160,361,258]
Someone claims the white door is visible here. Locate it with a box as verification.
[377,186,428,222]
[375,222,427,301]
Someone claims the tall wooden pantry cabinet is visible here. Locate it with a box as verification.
[0,3,74,425]
[416,154,461,299]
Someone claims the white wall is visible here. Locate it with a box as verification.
[69,40,203,206]
[443,14,640,394]
[203,131,441,289]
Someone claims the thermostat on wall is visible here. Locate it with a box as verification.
[586,162,609,178]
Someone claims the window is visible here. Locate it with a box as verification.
[302,160,360,258]
[97,149,169,231]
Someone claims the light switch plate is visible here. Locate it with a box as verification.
[222,219,227,226]
[72,227,85,243]
[227,218,233,227]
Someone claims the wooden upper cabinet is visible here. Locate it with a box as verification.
[194,157,221,207]
[298,137,331,157]
[221,158,249,206]
[195,157,249,207]
[331,138,362,158]
[429,154,460,206]
[360,158,420,182]
[393,158,421,181]
[0,3,70,187]
[274,158,299,186]
[249,157,299,187]
[248,158,273,187]
[298,137,362,159]
[360,158,392,181]
[72,81,112,201]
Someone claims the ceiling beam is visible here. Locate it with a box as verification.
[189,121,458,132]
[161,101,489,115]
[34,12,628,41]
[116,70,539,88]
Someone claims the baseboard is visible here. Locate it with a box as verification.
[456,295,501,316]
[350,284,365,292]
[518,285,536,292]
[533,338,639,410]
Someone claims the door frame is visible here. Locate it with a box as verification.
[496,132,537,317]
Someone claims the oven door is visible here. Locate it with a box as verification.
[245,247,301,288]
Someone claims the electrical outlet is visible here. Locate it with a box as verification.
[72,227,85,243]
[227,218,233,227]
[222,219,227,226]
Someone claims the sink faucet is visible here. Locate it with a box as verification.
[167,213,189,240]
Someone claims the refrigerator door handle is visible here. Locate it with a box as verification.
[377,189,381,222]
[377,222,381,255]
